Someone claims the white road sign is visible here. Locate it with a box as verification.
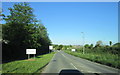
[26,49,36,54]
[71,49,76,52]
[49,46,53,50]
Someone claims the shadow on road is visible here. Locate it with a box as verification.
[59,69,84,75]
[52,59,57,62]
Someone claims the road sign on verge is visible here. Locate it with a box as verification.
[26,49,36,59]
[49,46,53,50]
[26,49,36,54]
[71,49,76,52]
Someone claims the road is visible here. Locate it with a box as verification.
[42,51,119,75]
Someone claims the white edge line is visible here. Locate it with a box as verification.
[51,52,57,61]
[41,52,57,73]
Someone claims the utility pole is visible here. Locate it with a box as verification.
[81,32,85,54]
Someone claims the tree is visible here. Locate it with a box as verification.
[0,8,5,21]
[3,2,37,48]
[2,2,51,60]
[109,41,112,46]
[59,45,63,50]
[84,44,89,48]
[62,45,67,50]
[0,8,5,40]
[89,44,93,49]
[95,40,103,47]
[4,2,37,24]
[113,43,120,47]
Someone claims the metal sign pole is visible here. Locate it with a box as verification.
[28,54,30,59]
[34,54,35,59]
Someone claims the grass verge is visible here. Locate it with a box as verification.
[2,52,55,74]
[64,50,120,69]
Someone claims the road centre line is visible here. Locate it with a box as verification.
[71,63,77,69]
[61,53,77,69]
[61,53,98,73]
[87,71,93,73]
[61,54,66,57]
[61,53,94,73]
[63,52,119,73]
[61,53,71,60]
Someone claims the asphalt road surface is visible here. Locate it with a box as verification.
[42,51,119,75]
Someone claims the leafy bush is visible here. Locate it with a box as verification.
[65,50,120,69]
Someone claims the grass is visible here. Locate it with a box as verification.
[64,50,120,69]
[2,52,55,74]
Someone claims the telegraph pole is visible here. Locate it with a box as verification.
[81,32,85,54]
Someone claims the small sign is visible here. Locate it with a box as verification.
[71,49,76,52]
[49,46,53,50]
[26,49,36,54]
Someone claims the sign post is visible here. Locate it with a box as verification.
[28,54,30,59]
[26,49,36,59]
[34,54,35,59]
[49,46,53,53]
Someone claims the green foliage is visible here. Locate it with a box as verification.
[65,50,120,69]
[52,44,72,50]
[76,48,83,52]
[4,2,36,24]
[62,46,67,50]
[59,45,63,50]
[64,41,120,69]
[2,2,51,60]
[113,43,120,47]
[0,8,5,21]
[84,44,89,48]
[2,52,55,73]
[95,40,103,48]
[52,44,58,49]
[89,44,93,49]
[109,41,112,46]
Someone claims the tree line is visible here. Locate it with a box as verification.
[52,40,120,55]
[83,41,119,54]
[2,2,51,61]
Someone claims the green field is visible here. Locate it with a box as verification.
[64,50,120,69]
[2,52,55,74]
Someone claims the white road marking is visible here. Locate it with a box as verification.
[87,71,93,73]
[80,70,84,72]
[62,54,66,57]
[50,53,56,62]
[87,71,101,73]
[71,63,77,69]
[62,53,71,60]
